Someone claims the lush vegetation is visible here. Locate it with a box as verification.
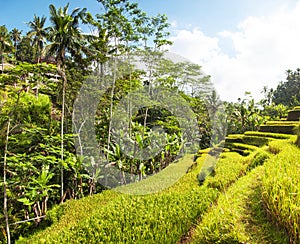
[18,155,219,243]
[262,140,300,242]
[0,0,300,243]
[192,137,300,244]
[18,135,300,243]
[0,1,219,242]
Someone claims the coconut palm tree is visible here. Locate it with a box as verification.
[10,28,22,58]
[46,3,87,200]
[0,25,13,73]
[27,15,47,63]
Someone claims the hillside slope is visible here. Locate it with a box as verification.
[19,135,300,243]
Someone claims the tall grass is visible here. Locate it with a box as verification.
[295,122,300,146]
[18,155,219,243]
[19,136,300,243]
[262,141,300,243]
[191,166,289,243]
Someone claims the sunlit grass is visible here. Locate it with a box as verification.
[192,166,289,243]
[115,154,195,195]
[262,141,300,243]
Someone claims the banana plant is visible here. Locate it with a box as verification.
[18,166,59,219]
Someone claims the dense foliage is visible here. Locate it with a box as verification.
[0,1,221,242]
[0,0,299,243]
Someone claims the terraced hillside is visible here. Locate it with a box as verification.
[259,106,300,134]
[18,130,300,243]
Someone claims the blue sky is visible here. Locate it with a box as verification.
[1,0,300,101]
[2,0,292,35]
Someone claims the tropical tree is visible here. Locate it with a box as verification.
[10,28,22,58]
[272,69,300,107]
[27,15,48,63]
[96,0,141,164]
[46,3,87,200]
[3,116,11,244]
[15,36,36,63]
[0,25,13,73]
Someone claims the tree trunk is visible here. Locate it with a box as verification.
[3,118,11,244]
[1,52,4,74]
[58,63,67,201]
[42,196,48,215]
[105,39,118,186]
[61,75,66,199]
[107,58,117,153]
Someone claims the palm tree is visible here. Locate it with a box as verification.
[10,28,22,57]
[0,25,13,73]
[10,28,22,60]
[27,15,47,63]
[46,3,87,200]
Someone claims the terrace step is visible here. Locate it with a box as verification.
[287,108,300,121]
[259,125,296,134]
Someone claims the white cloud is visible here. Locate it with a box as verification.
[170,28,220,64]
[169,1,300,102]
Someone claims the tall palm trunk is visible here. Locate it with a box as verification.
[3,118,11,244]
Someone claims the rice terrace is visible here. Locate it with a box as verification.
[0,0,300,243]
